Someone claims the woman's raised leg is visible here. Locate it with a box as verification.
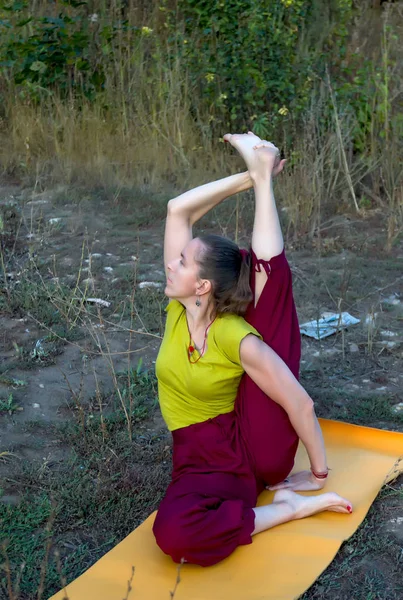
[223,132,286,305]
[224,134,302,486]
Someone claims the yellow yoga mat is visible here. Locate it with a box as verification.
[50,419,403,600]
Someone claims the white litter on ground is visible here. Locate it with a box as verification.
[300,312,360,340]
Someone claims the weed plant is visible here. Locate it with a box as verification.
[0,1,402,247]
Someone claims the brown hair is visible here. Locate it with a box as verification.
[196,234,252,316]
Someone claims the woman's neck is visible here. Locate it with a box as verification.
[184,300,215,332]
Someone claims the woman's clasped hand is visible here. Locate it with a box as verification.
[267,470,327,492]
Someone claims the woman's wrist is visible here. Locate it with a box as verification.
[236,171,253,191]
[310,467,329,479]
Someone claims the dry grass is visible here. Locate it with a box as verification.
[0,3,401,247]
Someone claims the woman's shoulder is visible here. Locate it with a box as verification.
[165,299,185,314]
[164,299,185,324]
[214,312,260,337]
[216,311,250,325]
[213,312,260,364]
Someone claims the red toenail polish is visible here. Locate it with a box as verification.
[347,505,352,513]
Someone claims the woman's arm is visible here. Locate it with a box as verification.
[240,334,328,483]
[164,172,251,277]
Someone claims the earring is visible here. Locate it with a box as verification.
[195,297,201,307]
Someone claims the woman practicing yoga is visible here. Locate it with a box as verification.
[153,132,352,567]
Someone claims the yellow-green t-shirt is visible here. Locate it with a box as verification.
[155,300,261,431]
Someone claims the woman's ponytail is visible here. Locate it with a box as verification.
[196,234,252,316]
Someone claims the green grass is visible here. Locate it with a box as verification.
[0,394,20,415]
[310,389,403,430]
[300,484,403,600]
[0,369,168,600]
[1,185,402,599]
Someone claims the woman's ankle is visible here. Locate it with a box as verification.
[251,172,273,187]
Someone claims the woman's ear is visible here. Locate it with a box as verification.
[196,279,212,296]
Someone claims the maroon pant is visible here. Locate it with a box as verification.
[153,250,301,566]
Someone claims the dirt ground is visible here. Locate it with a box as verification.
[1,185,403,599]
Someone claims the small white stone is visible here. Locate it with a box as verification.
[312,348,341,357]
[365,313,377,326]
[33,403,41,408]
[362,379,370,383]
[103,266,113,273]
[86,297,111,308]
[382,295,401,306]
[82,278,95,287]
[380,330,398,338]
[389,516,403,524]
[349,343,359,353]
[131,256,138,262]
[49,217,61,224]
[138,281,162,290]
[90,253,102,259]
[39,384,44,389]
[392,403,403,413]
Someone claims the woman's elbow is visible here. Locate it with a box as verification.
[167,200,189,223]
[300,394,315,416]
[167,199,177,216]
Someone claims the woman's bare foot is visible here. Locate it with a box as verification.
[252,489,352,535]
[273,489,352,519]
[223,132,285,180]
[223,131,262,169]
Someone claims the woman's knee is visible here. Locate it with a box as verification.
[153,509,192,563]
[257,451,296,486]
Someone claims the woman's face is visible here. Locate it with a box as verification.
[165,238,207,300]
